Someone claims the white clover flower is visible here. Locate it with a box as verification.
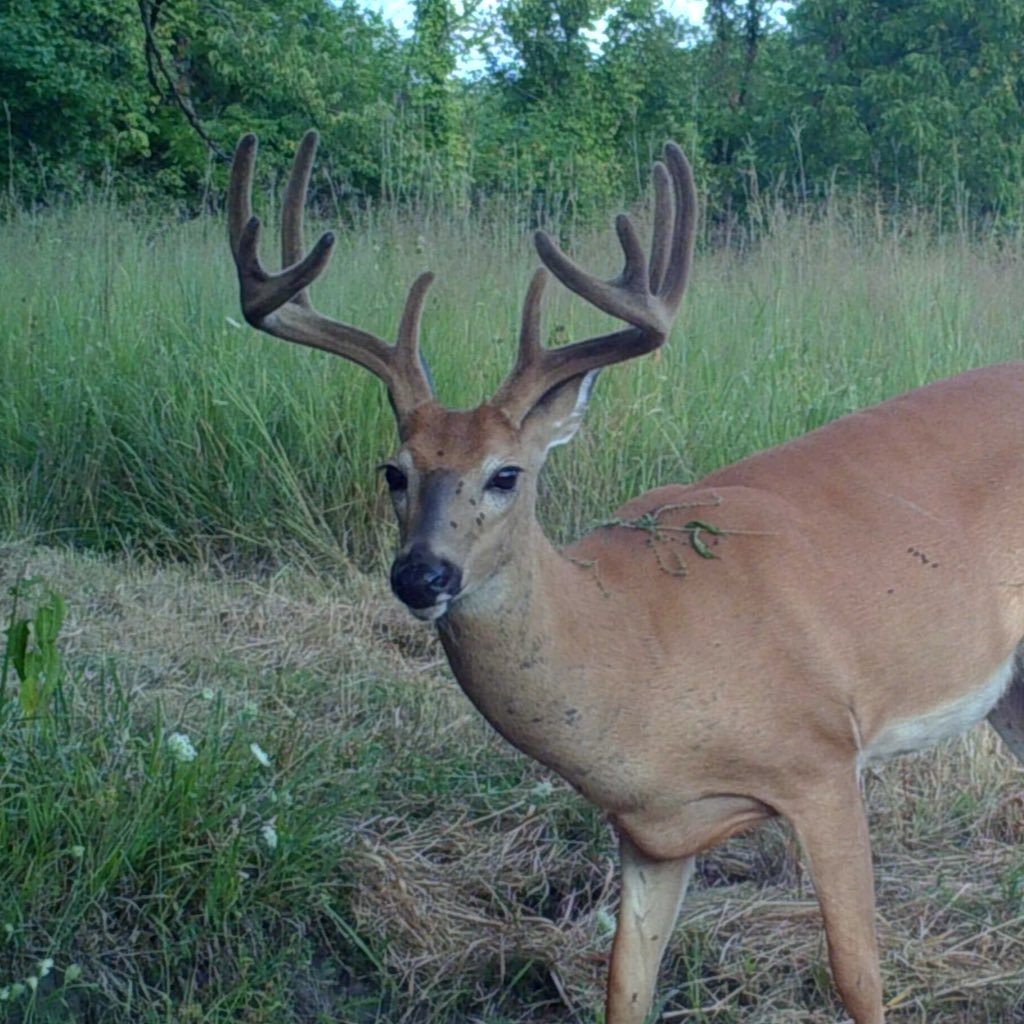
[260,822,278,851]
[0,986,9,1001]
[596,908,617,937]
[166,732,198,763]
[37,958,54,978]
[249,742,271,768]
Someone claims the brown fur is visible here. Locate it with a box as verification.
[395,364,1024,1024]
[228,130,1024,1024]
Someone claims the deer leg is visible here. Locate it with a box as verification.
[987,651,1024,765]
[605,832,694,1024]
[788,775,884,1024]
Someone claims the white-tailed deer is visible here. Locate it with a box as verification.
[227,131,1024,1024]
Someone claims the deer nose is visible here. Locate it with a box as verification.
[390,547,462,611]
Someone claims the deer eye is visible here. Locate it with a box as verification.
[381,464,408,492]
[486,466,522,492]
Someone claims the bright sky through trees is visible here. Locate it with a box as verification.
[367,0,709,35]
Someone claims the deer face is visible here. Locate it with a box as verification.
[228,131,694,620]
[385,376,597,620]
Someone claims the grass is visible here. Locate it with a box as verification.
[3,194,1024,563]
[1,186,1024,1021]
[1,545,1023,1023]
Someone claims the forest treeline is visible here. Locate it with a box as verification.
[3,0,1024,222]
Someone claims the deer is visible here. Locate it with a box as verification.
[226,130,1024,1024]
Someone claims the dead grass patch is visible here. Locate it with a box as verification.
[1,541,1021,1021]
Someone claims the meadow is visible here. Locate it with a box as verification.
[1,185,1024,1022]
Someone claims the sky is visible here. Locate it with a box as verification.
[367,0,709,39]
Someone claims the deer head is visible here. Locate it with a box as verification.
[228,132,696,621]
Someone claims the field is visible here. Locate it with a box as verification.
[2,189,1024,1022]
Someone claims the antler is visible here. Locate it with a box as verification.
[492,143,697,421]
[227,131,435,419]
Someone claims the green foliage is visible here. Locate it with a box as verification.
[3,0,1023,218]
[410,0,458,147]
[0,585,380,1021]
[0,0,150,200]
[2,579,65,720]
[788,0,1024,212]
[139,0,415,202]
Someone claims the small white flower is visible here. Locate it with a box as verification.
[249,742,271,768]
[200,688,215,701]
[37,958,54,978]
[0,986,9,1001]
[596,908,617,937]
[166,732,198,763]
[26,976,37,992]
[260,822,278,851]
[65,964,82,982]
[70,845,85,860]
[530,780,554,800]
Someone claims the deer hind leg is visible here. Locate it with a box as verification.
[787,773,885,1024]
[605,833,694,1024]
[987,646,1024,765]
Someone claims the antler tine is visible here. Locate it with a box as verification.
[658,143,698,310]
[280,130,319,302]
[494,143,697,421]
[647,160,674,295]
[227,132,434,418]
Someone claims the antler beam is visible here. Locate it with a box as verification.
[493,143,697,419]
[227,131,435,419]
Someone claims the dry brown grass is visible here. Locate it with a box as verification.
[2,541,1022,1022]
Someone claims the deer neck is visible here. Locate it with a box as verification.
[436,517,624,789]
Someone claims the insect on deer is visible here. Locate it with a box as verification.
[227,131,1024,1023]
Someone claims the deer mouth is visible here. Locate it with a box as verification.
[407,599,452,623]
[390,547,462,621]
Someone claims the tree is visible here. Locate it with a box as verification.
[598,0,700,188]
[0,0,150,200]
[0,0,410,204]
[409,0,458,151]
[141,0,409,201]
[787,0,1024,212]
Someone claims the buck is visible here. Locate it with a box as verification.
[227,131,1024,1024]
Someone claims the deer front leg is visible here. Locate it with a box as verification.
[788,774,884,1024]
[606,833,694,1024]
[987,661,1024,765]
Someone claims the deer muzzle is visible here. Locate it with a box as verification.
[390,544,462,620]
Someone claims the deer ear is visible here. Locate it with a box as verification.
[520,369,600,452]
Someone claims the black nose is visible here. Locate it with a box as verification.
[390,548,462,610]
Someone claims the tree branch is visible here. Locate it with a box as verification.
[138,0,230,162]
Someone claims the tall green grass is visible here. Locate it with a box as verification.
[2,190,1024,1019]
[2,194,1023,568]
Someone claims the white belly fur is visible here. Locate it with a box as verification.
[860,654,1017,768]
